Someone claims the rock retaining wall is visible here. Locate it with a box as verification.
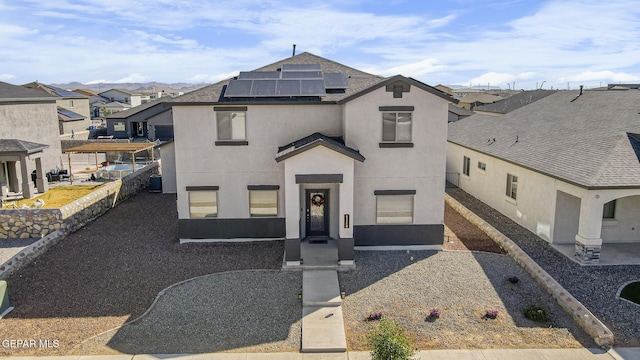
[445,193,614,348]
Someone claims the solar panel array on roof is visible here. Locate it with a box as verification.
[324,73,349,89]
[224,63,346,98]
[281,64,322,72]
[58,108,84,119]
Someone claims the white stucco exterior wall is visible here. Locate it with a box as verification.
[173,104,342,220]
[344,86,448,226]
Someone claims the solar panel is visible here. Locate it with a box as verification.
[276,80,301,96]
[282,64,322,72]
[281,71,323,79]
[225,80,253,97]
[238,71,281,80]
[301,79,326,96]
[250,80,277,96]
[324,73,349,89]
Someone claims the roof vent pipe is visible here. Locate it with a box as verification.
[579,85,583,95]
[292,44,296,57]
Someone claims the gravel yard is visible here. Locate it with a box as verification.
[447,187,640,347]
[0,192,284,357]
[339,250,594,351]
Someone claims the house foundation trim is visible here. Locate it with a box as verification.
[178,218,285,240]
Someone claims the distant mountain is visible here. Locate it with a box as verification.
[50,81,209,94]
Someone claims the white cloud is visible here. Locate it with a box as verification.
[188,71,240,83]
[560,70,640,83]
[0,74,15,81]
[114,74,150,83]
[378,59,444,78]
[85,79,109,85]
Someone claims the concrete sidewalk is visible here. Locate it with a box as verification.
[0,348,634,359]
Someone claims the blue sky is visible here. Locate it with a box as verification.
[1,0,639,90]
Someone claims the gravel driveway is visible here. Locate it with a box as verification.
[447,187,640,347]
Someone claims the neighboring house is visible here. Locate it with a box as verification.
[473,89,557,116]
[156,139,176,193]
[448,104,475,123]
[74,89,108,119]
[447,87,640,264]
[22,82,91,137]
[102,101,132,116]
[0,82,63,199]
[434,84,453,95]
[165,52,455,265]
[457,93,503,110]
[106,98,173,140]
[98,89,142,107]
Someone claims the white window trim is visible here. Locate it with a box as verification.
[462,156,471,178]
[505,173,518,203]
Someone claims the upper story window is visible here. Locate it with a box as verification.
[382,112,412,142]
[215,107,248,146]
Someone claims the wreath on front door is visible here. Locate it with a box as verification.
[311,194,325,206]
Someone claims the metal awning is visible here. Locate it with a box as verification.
[62,143,156,184]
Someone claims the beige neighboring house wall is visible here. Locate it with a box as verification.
[158,140,176,194]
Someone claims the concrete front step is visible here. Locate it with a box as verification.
[302,270,341,306]
[301,306,348,353]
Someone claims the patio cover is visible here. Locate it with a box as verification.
[62,142,156,184]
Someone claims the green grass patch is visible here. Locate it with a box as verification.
[620,282,640,304]
[2,185,103,209]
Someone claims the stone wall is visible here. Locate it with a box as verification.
[0,162,159,239]
[445,194,614,348]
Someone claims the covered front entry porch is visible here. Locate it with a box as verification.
[0,139,49,200]
[275,133,365,268]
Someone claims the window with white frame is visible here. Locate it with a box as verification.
[70,100,75,108]
[189,190,218,218]
[217,111,246,141]
[463,156,471,176]
[376,192,414,224]
[603,200,616,219]
[478,161,486,171]
[382,112,412,142]
[249,190,278,217]
[506,173,518,200]
[113,121,125,131]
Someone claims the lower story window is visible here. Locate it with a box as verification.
[114,121,125,131]
[189,190,217,218]
[603,200,616,219]
[506,173,518,200]
[376,194,414,224]
[250,190,278,217]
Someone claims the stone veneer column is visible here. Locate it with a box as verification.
[574,194,604,264]
[575,234,602,264]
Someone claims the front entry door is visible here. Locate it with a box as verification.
[305,189,329,237]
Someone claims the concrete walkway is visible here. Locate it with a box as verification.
[1,348,634,359]
[301,270,347,353]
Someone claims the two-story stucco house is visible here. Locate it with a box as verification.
[447,87,640,264]
[165,52,454,264]
[1,82,63,199]
[98,89,142,107]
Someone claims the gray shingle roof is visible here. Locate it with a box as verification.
[474,90,557,114]
[0,139,49,154]
[0,81,57,101]
[448,89,640,188]
[107,98,170,119]
[276,132,365,162]
[169,52,384,104]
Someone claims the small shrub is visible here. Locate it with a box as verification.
[367,311,385,321]
[367,317,417,360]
[524,305,550,322]
[485,309,499,319]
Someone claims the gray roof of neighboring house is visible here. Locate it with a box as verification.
[22,82,86,98]
[0,81,57,102]
[474,90,557,114]
[448,104,475,116]
[58,107,85,121]
[458,93,503,105]
[276,132,365,162]
[170,52,454,105]
[448,89,640,188]
[0,139,49,154]
[99,88,141,96]
[107,98,170,119]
